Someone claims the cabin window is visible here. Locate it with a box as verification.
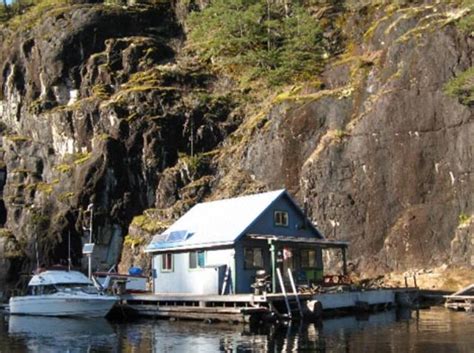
[274,210,289,227]
[189,251,206,269]
[301,249,317,268]
[161,253,173,272]
[244,248,264,269]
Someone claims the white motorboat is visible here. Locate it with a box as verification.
[9,269,118,318]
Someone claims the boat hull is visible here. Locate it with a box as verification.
[9,294,117,318]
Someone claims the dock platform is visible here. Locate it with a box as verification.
[119,289,403,323]
[120,292,313,322]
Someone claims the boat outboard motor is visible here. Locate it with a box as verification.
[251,270,271,295]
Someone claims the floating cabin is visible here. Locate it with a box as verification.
[120,190,404,322]
[145,189,348,295]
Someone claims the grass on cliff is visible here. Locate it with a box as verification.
[130,211,171,234]
[0,0,71,30]
[456,0,474,34]
[444,67,474,105]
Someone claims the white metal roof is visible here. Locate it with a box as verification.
[146,189,287,252]
[28,270,92,286]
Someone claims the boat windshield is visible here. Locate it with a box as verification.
[55,283,99,294]
[27,285,58,295]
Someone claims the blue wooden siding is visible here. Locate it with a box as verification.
[234,193,323,293]
[248,195,319,238]
[234,241,271,293]
[234,240,323,293]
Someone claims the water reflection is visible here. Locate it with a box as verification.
[8,316,116,353]
[1,307,473,353]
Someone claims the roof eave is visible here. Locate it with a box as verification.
[246,234,349,248]
[145,241,235,253]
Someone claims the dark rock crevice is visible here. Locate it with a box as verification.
[0,3,243,292]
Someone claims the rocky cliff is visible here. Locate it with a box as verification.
[0,0,472,294]
[238,3,474,274]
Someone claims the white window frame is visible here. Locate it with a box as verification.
[161,253,173,272]
[189,250,206,270]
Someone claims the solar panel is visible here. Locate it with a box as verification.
[166,230,188,242]
[82,243,95,255]
[151,233,167,243]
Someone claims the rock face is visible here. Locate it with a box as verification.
[0,1,472,293]
[0,2,239,292]
[235,4,473,275]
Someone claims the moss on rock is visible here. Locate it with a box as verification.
[444,67,474,106]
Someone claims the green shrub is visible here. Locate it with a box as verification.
[131,212,170,234]
[123,234,144,248]
[456,0,474,34]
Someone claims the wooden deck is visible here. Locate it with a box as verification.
[118,289,400,323]
[122,292,313,304]
[119,292,314,322]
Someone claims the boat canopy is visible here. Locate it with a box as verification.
[28,270,92,286]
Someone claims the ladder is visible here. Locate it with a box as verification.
[221,264,233,295]
[276,268,292,319]
[287,268,303,319]
[276,268,305,319]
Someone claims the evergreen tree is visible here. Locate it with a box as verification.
[1,0,10,22]
[187,0,326,86]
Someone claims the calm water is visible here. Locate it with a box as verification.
[0,307,473,352]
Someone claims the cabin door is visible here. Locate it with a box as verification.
[281,247,295,277]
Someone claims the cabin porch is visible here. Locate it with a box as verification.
[243,234,349,293]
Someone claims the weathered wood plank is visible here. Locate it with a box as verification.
[122,292,313,304]
[125,306,251,322]
[122,293,265,302]
[129,305,245,314]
